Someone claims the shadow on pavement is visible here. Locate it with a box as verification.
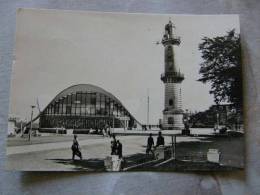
[47,158,106,171]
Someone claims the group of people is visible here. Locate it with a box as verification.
[71,131,165,161]
[71,134,123,161]
[90,125,111,137]
[146,131,165,155]
[110,135,123,158]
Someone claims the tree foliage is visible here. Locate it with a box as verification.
[198,30,242,109]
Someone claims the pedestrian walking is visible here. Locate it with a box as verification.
[146,133,154,155]
[102,128,106,137]
[116,140,123,158]
[156,131,165,147]
[111,135,117,155]
[71,135,82,160]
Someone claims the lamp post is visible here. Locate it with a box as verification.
[182,109,190,135]
[112,115,115,134]
[20,120,23,137]
[147,89,149,129]
[29,105,35,141]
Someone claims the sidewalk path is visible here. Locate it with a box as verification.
[7,128,215,155]
[7,136,138,155]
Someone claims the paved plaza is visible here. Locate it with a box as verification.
[6,128,245,171]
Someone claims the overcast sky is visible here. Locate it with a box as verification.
[10,9,239,124]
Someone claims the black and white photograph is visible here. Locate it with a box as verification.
[6,9,244,171]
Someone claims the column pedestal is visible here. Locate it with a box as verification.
[163,113,184,130]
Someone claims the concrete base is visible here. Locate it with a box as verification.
[104,155,122,171]
[207,149,220,164]
[154,146,165,160]
[162,113,184,130]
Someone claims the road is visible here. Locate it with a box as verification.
[5,130,244,171]
[6,134,205,171]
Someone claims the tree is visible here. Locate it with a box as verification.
[198,30,242,109]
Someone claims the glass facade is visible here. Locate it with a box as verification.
[39,85,137,130]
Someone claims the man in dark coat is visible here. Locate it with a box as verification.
[116,140,123,159]
[111,134,117,155]
[156,131,165,147]
[71,135,82,160]
[146,133,154,155]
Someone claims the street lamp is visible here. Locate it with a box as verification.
[29,105,35,141]
[182,109,190,135]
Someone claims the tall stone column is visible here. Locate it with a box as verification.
[160,20,184,130]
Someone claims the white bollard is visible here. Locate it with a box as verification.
[154,146,165,160]
[207,149,220,163]
[104,155,122,171]
[104,156,113,171]
[111,155,122,171]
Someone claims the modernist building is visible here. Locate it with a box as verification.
[160,20,185,130]
[38,84,140,131]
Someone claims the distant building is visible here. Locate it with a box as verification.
[210,104,232,125]
[37,84,140,132]
[8,115,20,135]
[189,104,243,129]
[8,118,16,135]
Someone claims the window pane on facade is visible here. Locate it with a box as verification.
[66,105,71,114]
[90,94,96,105]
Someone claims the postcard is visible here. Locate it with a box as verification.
[7,9,244,171]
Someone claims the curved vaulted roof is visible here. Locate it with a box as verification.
[50,84,124,106]
[35,84,141,125]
